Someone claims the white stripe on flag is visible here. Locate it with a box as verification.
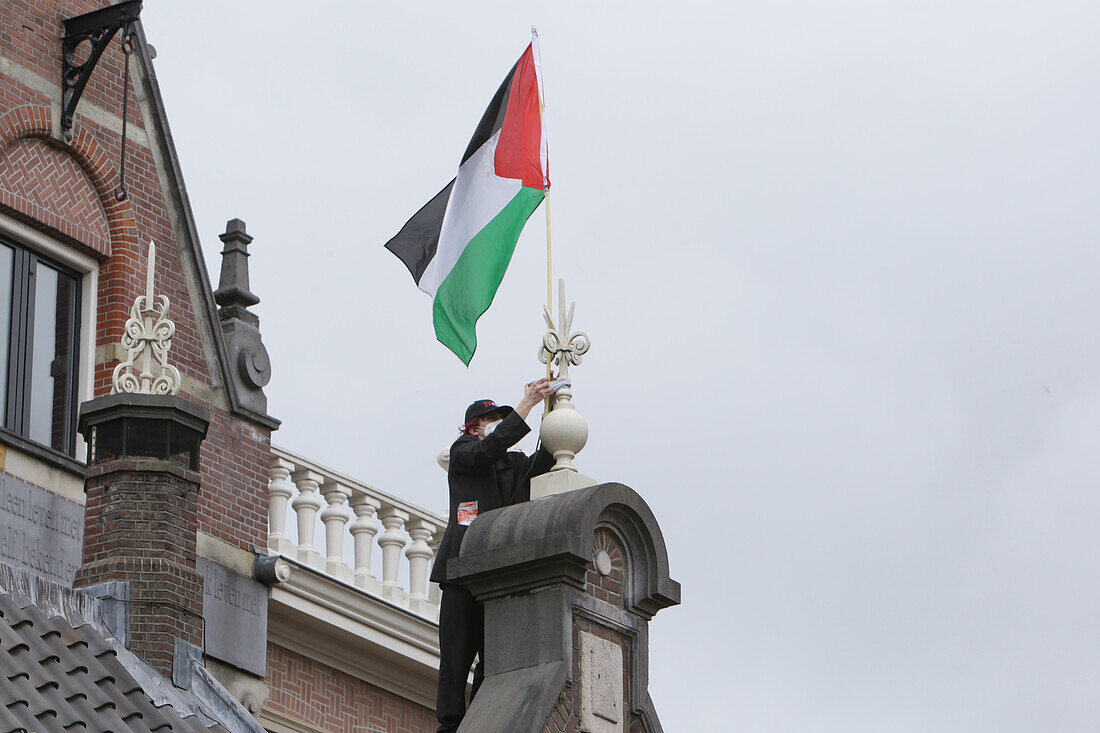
[419,131,523,296]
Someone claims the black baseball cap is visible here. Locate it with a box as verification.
[464,399,513,424]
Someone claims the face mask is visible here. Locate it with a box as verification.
[481,419,502,437]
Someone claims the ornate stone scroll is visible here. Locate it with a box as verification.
[538,278,591,381]
[111,240,181,395]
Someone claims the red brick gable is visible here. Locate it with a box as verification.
[0,1,274,553]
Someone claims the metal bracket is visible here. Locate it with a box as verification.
[61,0,142,142]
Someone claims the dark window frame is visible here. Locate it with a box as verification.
[0,234,83,458]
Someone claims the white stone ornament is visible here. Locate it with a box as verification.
[538,278,590,380]
[531,278,596,499]
[111,240,181,396]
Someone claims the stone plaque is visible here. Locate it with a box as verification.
[578,629,624,733]
[0,472,84,586]
[196,557,267,676]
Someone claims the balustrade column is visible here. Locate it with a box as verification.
[267,457,296,555]
[291,468,324,569]
[349,494,381,593]
[405,518,435,614]
[377,505,409,602]
[320,479,352,581]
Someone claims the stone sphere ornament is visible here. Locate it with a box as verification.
[539,384,588,473]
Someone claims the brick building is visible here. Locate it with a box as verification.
[0,3,678,732]
[1,1,439,730]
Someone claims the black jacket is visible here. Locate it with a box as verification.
[430,411,553,584]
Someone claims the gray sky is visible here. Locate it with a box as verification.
[143,2,1099,730]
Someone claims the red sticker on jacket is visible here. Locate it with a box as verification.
[457,501,478,526]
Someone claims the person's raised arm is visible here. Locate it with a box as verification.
[449,379,555,473]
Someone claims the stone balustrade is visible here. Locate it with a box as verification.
[268,445,447,619]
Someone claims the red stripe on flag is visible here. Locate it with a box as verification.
[495,44,546,190]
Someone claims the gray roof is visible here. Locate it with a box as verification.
[0,566,252,733]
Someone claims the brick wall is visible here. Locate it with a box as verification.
[197,404,270,550]
[0,137,110,255]
[75,460,204,677]
[1,0,272,554]
[265,643,438,733]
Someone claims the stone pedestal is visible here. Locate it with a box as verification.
[530,468,596,500]
[73,393,209,678]
[448,483,680,733]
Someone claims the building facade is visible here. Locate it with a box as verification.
[1,2,443,730]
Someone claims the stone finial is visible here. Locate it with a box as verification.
[214,219,272,415]
[532,279,595,499]
[111,240,181,395]
[213,218,260,325]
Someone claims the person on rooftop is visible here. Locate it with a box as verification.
[432,377,557,733]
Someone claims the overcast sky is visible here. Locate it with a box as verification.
[141,2,1099,730]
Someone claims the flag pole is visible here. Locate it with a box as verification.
[544,190,553,416]
[533,25,554,411]
[545,191,553,356]
[533,25,552,328]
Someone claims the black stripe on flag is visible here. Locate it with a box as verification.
[384,57,519,286]
[384,179,455,285]
[459,59,519,166]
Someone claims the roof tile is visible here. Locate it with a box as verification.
[0,586,233,733]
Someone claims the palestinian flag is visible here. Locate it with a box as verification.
[385,33,549,365]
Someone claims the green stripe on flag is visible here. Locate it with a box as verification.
[433,186,545,364]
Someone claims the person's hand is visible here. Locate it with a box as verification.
[523,377,553,404]
[515,378,553,419]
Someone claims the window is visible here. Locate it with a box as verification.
[0,236,81,456]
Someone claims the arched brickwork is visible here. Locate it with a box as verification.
[0,138,111,255]
[588,526,627,609]
[0,104,147,401]
[0,105,139,259]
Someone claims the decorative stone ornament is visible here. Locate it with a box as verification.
[538,384,589,474]
[214,219,273,416]
[537,278,590,381]
[111,240,181,396]
[532,279,596,499]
